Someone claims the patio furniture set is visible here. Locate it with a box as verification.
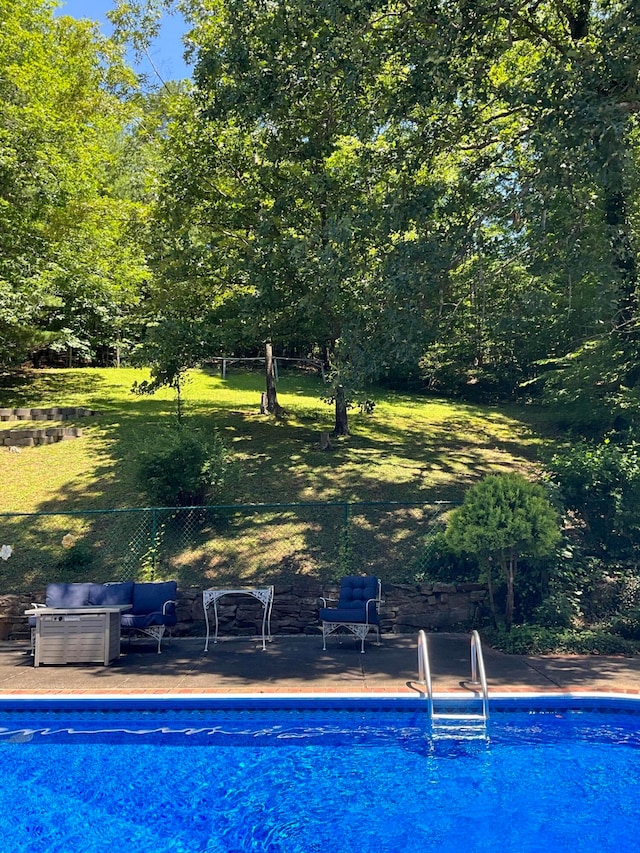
[25,575,384,667]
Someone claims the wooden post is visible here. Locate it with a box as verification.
[334,384,349,435]
[319,432,333,451]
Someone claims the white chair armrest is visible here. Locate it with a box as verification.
[364,596,379,624]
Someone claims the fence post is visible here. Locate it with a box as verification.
[339,502,352,575]
[151,507,158,572]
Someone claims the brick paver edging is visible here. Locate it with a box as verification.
[1,687,639,696]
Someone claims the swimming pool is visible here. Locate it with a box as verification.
[0,695,638,853]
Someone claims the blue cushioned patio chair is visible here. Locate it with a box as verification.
[319,575,383,654]
[119,581,178,654]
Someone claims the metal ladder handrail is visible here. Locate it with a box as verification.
[469,629,489,720]
[417,629,489,721]
[417,629,433,718]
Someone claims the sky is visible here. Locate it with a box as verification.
[54,0,192,83]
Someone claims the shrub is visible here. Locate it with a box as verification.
[609,609,640,641]
[483,625,640,655]
[445,473,561,630]
[533,591,581,629]
[57,543,94,573]
[549,435,640,559]
[137,424,238,507]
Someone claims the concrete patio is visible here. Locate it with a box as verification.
[0,632,638,696]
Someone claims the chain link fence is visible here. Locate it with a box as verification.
[0,502,455,593]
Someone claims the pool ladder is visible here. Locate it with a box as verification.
[417,629,489,735]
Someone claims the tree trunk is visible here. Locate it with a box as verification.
[333,384,349,436]
[484,559,499,629]
[504,550,516,633]
[264,339,286,418]
[176,382,183,422]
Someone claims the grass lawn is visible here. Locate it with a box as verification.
[0,366,562,591]
[0,365,557,511]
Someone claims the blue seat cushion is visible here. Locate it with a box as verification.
[121,611,177,629]
[45,583,93,608]
[88,582,134,607]
[124,581,178,627]
[338,576,379,606]
[319,606,379,625]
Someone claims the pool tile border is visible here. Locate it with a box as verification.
[0,686,639,696]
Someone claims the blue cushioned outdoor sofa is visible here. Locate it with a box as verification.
[29,580,178,654]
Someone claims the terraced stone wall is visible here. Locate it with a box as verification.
[0,407,95,447]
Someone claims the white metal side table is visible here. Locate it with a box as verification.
[203,586,274,651]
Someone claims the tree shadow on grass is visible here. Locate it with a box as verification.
[0,368,100,406]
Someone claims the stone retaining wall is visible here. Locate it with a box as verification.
[0,407,95,447]
[0,407,95,421]
[0,427,83,447]
[0,581,488,641]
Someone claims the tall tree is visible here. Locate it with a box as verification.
[150,0,447,391]
[0,0,150,366]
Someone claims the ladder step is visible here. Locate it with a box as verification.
[431,712,486,721]
[432,729,488,741]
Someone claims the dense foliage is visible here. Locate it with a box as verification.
[0,0,153,366]
[549,436,640,560]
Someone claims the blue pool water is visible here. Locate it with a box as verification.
[0,696,639,853]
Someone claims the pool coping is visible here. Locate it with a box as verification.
[1,690,639,701]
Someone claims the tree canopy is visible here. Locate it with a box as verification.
[134,0,640,422]
[0,0,151,366]
[2,0,639,437]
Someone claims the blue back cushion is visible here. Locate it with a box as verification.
[132,581,177,615]
[88,582,134,606]
[338,576,379,610]
[45,583,93,608]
